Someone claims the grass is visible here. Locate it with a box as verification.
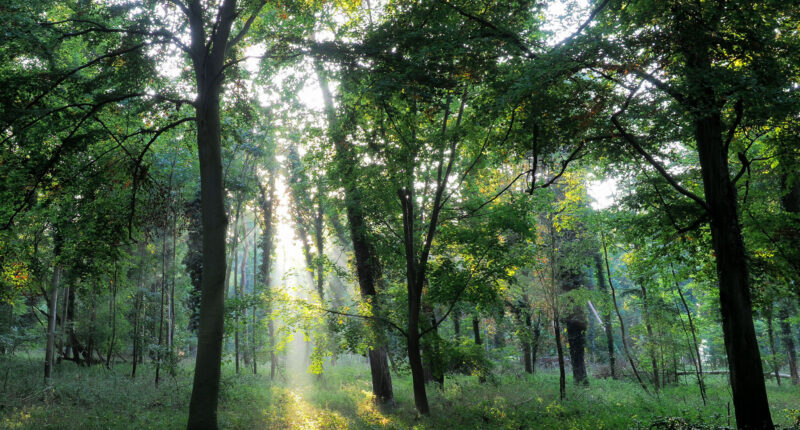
[1,353,798,429]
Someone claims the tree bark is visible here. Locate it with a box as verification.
[315,59,393,405]
[186,0,242,426]
[156,228,168,386]
[562,270,589,386]
[778,306,798,384]
[765,308,781,386]
[472,317,481,345]
[554,311,566,401]
[523,311,533,374]
[233,204,241,375]
[594,252,616,379]
[680,28,773,426]
[639,282,659,391]
[673,268,707,404]
[258,171,277,381]
[106,263,118,369]
[44,267,60,382]
[601,233,649,394]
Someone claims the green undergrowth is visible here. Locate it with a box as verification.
[1,354,798,429]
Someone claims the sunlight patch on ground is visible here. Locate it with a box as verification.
[356,389,393,427]
[260,386,348,429]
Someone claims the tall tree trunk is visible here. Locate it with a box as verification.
[399,187,429,415]
[314,192,325,301]
[594,252,616,379]
[778,306,798,384]
[553,309,566,401]
[531,311,542,375]
[131,241,146,379]
[106,263,118,369]
[240,229,250,367]
[258,171,277,381]
[682,31,773,425]
[315,60,393,405]
[673,268,707,404]
[522,310,533,374]
[453,312,460,338]
[186,0,244,425]
[601,233,649,394]
[44,267,60,382]
[252,220,258,375]
[765,307,781,386]
[170,209,177,352]
[639,282,659,391]
[233,204,241,375]
[156,229,168,386]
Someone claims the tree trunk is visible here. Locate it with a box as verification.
[106,264,118,369]
[531,312,542,374]
[601,233,649,394]
[258,170,277,381]
[595,252,616,379]
[315,61,393,405]
[186,0,241,425]
[561,268,588,386]
[170,209,177,352]
[766,308,781,386]
[523,311,533,374]
[44,267,60,382]
[240,229,250,367]
[233,204,241,375]
[778,306,798,384]
[252,220,258,375]
[674,270,707,404]
[156,229,168,386]
[554,312,566,401]
[694,111,773,428]
[681,27,773,423]
[472,317,481,345]
[640,282,659,391]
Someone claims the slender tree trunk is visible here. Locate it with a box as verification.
[233,204,241,375]
[531,312,542,374]
[765,308,781,386]
[156,228,168,386]
[240,230,250,367]
[640,282,659,391]
[601,232,649,394]
[778,306,798,384]
[673,267,707,404]
[170,210,177,352]
[595,252,616,379]
[132,242,146,378]
[315,61,393,405]
[554,310,566,401]
[258,171,277,381]
[399,187,430,415]
[252,221,258,375]
[314,193,325,301]
[453,312,460,338]
[523,311,533,374]
[45,267,60,382]
[59,285,70,359]
[106,263,118,369]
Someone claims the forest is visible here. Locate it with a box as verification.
[0,0,799,429]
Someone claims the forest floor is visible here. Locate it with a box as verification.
[1,353,799,429]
